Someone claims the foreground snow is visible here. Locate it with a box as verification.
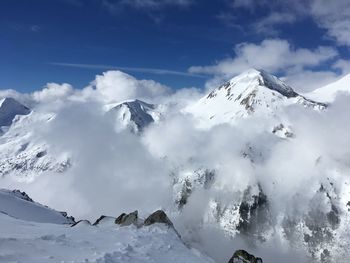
[0,212,213,263]
[0,189,74,224]
[0,189,213,263]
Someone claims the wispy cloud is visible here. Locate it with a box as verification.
[10,24,41,33]
[49,62,205,78]
[104,0,193,10]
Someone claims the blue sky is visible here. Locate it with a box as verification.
[1,0,350,93]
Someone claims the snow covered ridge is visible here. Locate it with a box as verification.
[0,189,217,263]
[185,69,326,128]
[0,188,264,263]
[0,189,75,224]
[306,73,350,103]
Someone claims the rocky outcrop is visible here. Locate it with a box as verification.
[144,210,173,226]
[228,250,263,263]
[11,189,34,202]
[92,215,117,226]
[236,185,271,241]
[115,210,138,226]
[71,220,91,227]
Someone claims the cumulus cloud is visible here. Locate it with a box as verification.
[0,89,33,107]
[32,83,74,103]
[1,70,172,108]
[189,39,339,92]
[189,39,337,76]
[89,70,171,103]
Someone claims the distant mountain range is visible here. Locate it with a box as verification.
[1,69,350,262]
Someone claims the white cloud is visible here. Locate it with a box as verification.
[49,62,202,78]
[282,70,340,93]
[230,0,350,48]
[0,89,32,106]
[32,83,74,103]
[121,0,192,8]
[254,12,297,35]
[189,39,337,76]
[310,0,350,47]
[90,70,171,103]
[189,39,339,92]
[102,0,192,13]
[332,59,350,75]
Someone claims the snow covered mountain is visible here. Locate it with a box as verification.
[186,69,325,129]
[106,99,161,133]
[306,73,350,102]
[0,97,31,133]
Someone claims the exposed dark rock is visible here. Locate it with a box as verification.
[71,220,91,227]
[144,210,173,226]
[92,215,117,226]
[321,249,331,263]
[93,215,106,226]
[36,151,47,158]
[283,181,341,261]
[59,211,75,223]
[236,185,271,241]
[115,210,138,226]
[228,249,263,263]
[272,123,294,138]
[11,189,34,202]
[175,169,215,209]
[177,179,192,208]
[240,90,257,113]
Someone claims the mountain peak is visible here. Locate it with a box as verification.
[107,99,159,133]
[227,69,298,98]
[186,69,325,128]
[0,97,31,127]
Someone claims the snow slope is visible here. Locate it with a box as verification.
[0,189,74,224]
[306,73,350,102]
[0,192,213,263]
[186,69,325,128]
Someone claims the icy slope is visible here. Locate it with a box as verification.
[0,189,74,224]
[186,69,325,128]
[0,97,30,131]
[306,73,350,102]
